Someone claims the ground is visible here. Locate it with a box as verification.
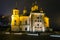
[0,31,60,40]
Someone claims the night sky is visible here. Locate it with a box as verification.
[0,0,60,30]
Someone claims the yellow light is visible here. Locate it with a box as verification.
[23,9,27,14]
[44,16,49,27]
[13,9,19,15]
[34,5,38,10]
[20,16,28,21]
[2,16,5,18]
[31,5,38,12]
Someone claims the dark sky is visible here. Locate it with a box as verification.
[0,0,60,30]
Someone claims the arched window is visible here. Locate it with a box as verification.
[14,20,16,25]
[25,28,27,31]
[37,24,39,26]
[15,11,17,15]
[20,21,21,25]
[25,21,27,25]
[37,17,39,19]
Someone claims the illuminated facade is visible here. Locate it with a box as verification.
[11,8,20,31]
[11,3,49,32]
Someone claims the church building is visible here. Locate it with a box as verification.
[11,2,49,32]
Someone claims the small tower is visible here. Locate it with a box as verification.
[23,7,27,15]
[40,8,44,13]
[31,1,39,12]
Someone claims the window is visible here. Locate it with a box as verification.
[37,24,39,26]
[25,21,27,25]
[14,20,16,25]
[40,27,42,28]
[35,20,37,22]
[25,28,27,31]
[37,17,39,19]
